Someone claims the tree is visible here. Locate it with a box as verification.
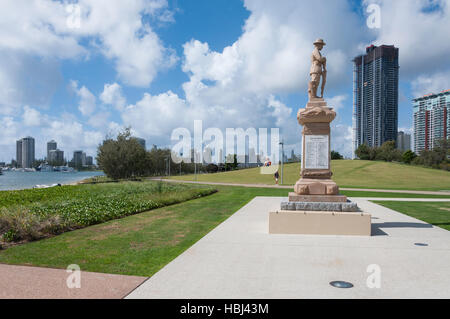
[355,144,371,160]
[206,164,219,173]
[376,141,402,162]
[96,127,148,179]
[331,151,343,160]
[224,154,238,171]
[433,139,449,162]
[402,150,417,164]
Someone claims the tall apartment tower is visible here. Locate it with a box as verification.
[413,89,450,154]
[16,139,23,168]
[397,131,411,152]
[21,136,35,168]
[47,140,57,160]
[48,149,64,165]
[352,45,399,158]
[73,150,84,167]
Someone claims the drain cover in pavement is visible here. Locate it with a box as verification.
[330,281,354,288]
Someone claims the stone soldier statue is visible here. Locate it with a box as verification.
[308,38,327,100]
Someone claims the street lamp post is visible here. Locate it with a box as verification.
[165,155,171,177]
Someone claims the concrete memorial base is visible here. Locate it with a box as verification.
[269,210,372,236]
[270,193,371,236]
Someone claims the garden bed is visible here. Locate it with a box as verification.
[0,181,216,247]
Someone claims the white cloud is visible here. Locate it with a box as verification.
[0,0,86,59]
[70,80,96,116]
[122,91,187,138]
[331,124,353,158]
[267,95,293,128]
[411,71,450,97]
[0,51,62,114]
[23,106,41,127]
[0,0,177,111]
[0,117,20,162]
[326,95,348,111]
[88,111,111,129]
[100,83,126,111]
[71,0,178,87]
[398,127,413,135]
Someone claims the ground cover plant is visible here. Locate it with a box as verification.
[0,181,216,245]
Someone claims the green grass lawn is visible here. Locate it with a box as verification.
[169,160,450,191]
[340,190,450,199]
[373,201,450,231]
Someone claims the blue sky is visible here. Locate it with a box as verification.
[1,0,449,163]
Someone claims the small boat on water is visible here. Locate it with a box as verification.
[34,183,62,189]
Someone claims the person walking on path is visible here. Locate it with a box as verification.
[274,170,279,185]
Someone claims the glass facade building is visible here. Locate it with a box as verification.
[21,137,35,168]
[352,45,399,158]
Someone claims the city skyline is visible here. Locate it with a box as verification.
[14,136,95,168]
[1,1,449,162]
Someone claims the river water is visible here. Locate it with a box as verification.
[0,171,104,191]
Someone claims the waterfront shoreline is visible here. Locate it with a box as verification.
[0,171,104,191]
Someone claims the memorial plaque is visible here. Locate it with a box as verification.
[304,135,329,169]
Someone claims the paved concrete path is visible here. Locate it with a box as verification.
[156,179,450,196]
[0,264,146,299]
[127,197,450,299]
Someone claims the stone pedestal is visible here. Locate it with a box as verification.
[268,98,371,236]
[295,98,338,196]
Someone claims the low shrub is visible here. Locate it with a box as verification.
[0,207,64,242]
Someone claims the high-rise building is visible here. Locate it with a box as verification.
[16,139,23,168]
[48,149,64,165]
[73,150,84,167]
[86,156,93,166]
[47,140,57,160]
[397,131,411,152]
[413,89,450,154]
[21,136,35,168]
[352,45,399,158]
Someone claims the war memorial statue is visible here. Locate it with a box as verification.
[269,39,371,236]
